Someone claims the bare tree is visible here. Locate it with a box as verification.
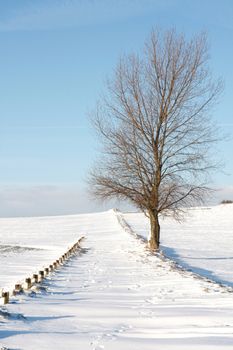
[89,29,222,250]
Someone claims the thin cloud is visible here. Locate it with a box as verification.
[1,126,87,130]
[0,0,160,32]
[0,185,133,217]
[0,185,99,217]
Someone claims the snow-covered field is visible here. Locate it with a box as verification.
[123,204,233,287]
[0,207,233,349]
[0,215,83,291]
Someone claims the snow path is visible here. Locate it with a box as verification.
[1,210,233,349]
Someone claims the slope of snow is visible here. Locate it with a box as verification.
[0,214,86,291]
[123,204,233,287]
[0,210,233,349]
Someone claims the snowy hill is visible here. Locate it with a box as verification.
[0,207,233,349]
[123,204,233,287]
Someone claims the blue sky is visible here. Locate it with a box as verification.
[0,0,232,216]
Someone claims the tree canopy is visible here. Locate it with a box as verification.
[89,29,222,250]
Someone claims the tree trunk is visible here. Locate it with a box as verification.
[148,211,160,250]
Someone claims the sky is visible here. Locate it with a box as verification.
[0,0,232,217]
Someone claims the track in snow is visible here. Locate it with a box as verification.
[0,210,233,350]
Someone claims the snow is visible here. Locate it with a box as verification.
[0,208,233,349]
[0,214,84,291]
[123,204,233,287]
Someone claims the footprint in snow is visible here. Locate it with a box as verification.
[127,283,141,290]
[91,328,119,349]
[114,324,133,335]
[90,335,105,350]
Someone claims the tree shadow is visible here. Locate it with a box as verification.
[0,328,77,340]
[161,245,233,288]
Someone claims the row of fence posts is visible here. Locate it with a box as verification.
[0,236,84,305]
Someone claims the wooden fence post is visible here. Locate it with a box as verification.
[39,270,44,281]
[2,291,9,304]
[25,278,32,289]
[33,274,39,283]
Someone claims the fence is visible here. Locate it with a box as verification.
[0,236,85,305]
